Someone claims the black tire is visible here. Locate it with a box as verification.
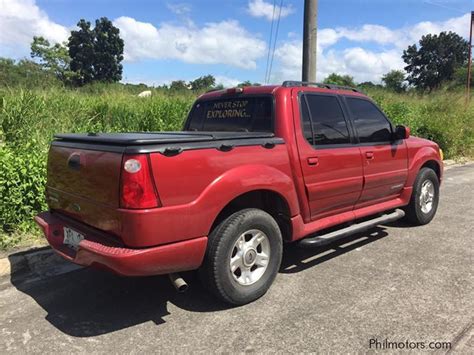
[199,208,283,305]
[404,167,440,225]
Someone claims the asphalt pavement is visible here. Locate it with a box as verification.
[0,164,473,353]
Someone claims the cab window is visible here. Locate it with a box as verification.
[301,94,351,145]
[346,98,392,143]
[186,96,273,132]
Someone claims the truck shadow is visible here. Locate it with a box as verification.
[7,226,389,337]
[280,227,389,273]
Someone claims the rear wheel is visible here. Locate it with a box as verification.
[404,167,440,225]
[199,208,283,305]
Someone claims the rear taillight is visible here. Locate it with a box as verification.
[120,154,161,209]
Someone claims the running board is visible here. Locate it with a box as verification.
[298,209,405,248]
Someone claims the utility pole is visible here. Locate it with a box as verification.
[302,0,318,82]
[467,11,473,103]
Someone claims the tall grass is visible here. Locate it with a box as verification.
[0,86,472,248]
[369,89,474,158]
[1,87,194,149]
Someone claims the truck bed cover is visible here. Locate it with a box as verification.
[53,131,284,154]
[54,131,276,145]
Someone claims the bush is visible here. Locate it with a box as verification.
[0,145,47,234]
[369,89,474,157]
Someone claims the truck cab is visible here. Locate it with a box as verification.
[36,82,443,305]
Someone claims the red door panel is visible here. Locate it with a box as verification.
[302,149,364,218]
[292,90,364,221]
[357,142,408,207]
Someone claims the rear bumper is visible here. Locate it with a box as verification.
[34,211,207,276]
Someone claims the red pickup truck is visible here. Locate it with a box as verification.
[35,81,443,305]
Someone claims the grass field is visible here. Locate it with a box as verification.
[0,86,473,249]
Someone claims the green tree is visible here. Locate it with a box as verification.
[30,36,73,83]
[402,31,468,92]
[382,70,406,92]
[452,65,473,88]
[357,81,382,90]
[0,58,59,88]
[189,75,216,92]
[93,17,124,82]
[68,19,95,85]
[169,80,189,91]
[237,81,261,87]
[68,17,124,85]
[323,73,356,87]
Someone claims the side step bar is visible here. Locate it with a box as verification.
[298,209,405,248]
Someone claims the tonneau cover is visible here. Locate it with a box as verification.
[54,131,275,145]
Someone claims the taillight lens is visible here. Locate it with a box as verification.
[120,154,161,209]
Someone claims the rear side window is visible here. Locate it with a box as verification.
[186,96,273,132]
[301,94,351,145]
[346,98,392,143]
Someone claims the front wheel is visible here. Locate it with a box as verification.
[404,167,440,225]
[199,208,283,305]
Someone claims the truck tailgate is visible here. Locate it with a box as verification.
[46,146,123,237]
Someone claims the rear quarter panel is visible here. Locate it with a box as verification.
[151,145,294,206]
[120,144,300,247]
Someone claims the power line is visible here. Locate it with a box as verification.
[267,0,283,84]
[264,0,277,84]
[423,0,466,14]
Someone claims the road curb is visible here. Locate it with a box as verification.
[0,246,53,278]
[0,246,81,282]
[0,257,11,277]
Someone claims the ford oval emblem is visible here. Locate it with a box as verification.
[67,153,81,171]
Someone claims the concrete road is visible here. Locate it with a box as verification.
[1,164,473,353]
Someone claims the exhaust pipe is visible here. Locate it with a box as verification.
[168,273,188,292]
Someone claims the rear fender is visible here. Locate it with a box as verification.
[197,164,300,225]
[120,164,300,246]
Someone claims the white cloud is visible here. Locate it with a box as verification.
[274,41,404,84]
[114,17,266,69]
[1,0,470,85]
[335,25,399,46]
[342,48,404,82]
[273,12,470,83]
[317,28,340,48]
[0,0,69,56]
[334,12,470,49]
[0,0,266,71]
[215,75,241,88]
[274,41,406,84]
[166,2,191,16]
[247,0,294,21]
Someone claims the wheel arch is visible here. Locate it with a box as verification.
[420,159,441,181]
[407,146,443,186]
[209,189,293,242]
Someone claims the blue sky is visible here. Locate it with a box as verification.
[1,0,472,86]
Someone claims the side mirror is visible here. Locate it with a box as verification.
[394,125,410,140]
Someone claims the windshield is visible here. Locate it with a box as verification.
[185,96,273,132]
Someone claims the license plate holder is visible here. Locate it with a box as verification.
[63,227,84,249]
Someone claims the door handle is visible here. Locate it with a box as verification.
[365,151,374,160]
[307,157,319,166]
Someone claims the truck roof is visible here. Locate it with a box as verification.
[199,81,367,100]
